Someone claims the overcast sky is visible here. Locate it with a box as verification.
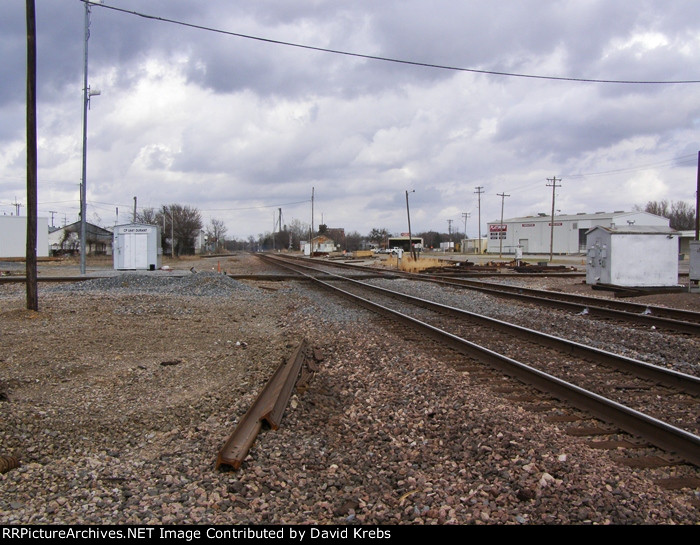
[3,0,700,240]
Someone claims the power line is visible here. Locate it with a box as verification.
[90,1,700,85]
[565,153,698,178]
[87,198,311,212]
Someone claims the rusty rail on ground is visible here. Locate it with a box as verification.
[216,339,317,470]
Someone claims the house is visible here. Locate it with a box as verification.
[48,221,113,256]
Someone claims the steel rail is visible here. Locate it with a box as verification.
[259,255,700,466]
[426,276,700,324]
[264,254,700,334]
[262,254,700,395]
[216,339,308,470]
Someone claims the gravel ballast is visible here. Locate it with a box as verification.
[0,255,698,525]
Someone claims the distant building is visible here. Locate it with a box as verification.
[486,211,669,255]
[48,221,113,256]
[0,215,49,258]
[310,235,336,253]
[678,231,699,258]
[387,236,423,252]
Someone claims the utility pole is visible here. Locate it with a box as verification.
[447,219,453,249]
[133,196,137,222]
[406,190,416,260]
[12,198,23,216]
[311,187,314,253]
[695,151,699,241]
[547,176,562,262]
[461,212,470,237]
[462,212,471,253]
[49,210,57,228]
[80,1,101,275]
[26,0,38,311]
[474,186,484,254]
[497,192,510,259]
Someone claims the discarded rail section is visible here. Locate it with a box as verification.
[216,339,320,470]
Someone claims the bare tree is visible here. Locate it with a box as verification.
[135,207,159,225]
[159,204,203,256]
[288,218,310,249]
[636,200,696,230]
[206,218,228,252]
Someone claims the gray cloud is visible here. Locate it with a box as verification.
[3,0,699,238]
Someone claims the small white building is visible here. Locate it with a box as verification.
[585,225,679,287]
[0,216,49,258]
[487,211,669,255]
[113,223,161,270]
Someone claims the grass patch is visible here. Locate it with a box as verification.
[398,256,445,273]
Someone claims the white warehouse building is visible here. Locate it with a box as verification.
[0,216,49,258]
[486,211,669,255]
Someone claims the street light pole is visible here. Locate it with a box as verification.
[406,190,416,260]
[79,1,101,275]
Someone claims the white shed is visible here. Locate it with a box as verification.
[113,224,161,270]
[585,225,679,287]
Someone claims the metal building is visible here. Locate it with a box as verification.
[113,223,161,270]
[486,211,669,255]
[585,225,679,287]
[0,216,49,258]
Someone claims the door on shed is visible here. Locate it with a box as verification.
[518,239,529,253]
[123,233,148,269]
[133,234,148,269]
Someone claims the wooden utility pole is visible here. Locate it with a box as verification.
[25,0,38,311]
[406,190,416,260]
[311,187,314,253]
[696,151,699,241]
[547,176,562,262]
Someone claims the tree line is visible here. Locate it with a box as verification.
[136,204,228,256]
[635,200,696,231]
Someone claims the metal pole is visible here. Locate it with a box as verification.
[79,1,90,275]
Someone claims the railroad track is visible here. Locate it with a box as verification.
[267,253,700,335]
[258,253,700,466]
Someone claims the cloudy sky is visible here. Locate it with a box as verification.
[3,1,700,240]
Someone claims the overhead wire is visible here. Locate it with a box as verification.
[91,1,700,85]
